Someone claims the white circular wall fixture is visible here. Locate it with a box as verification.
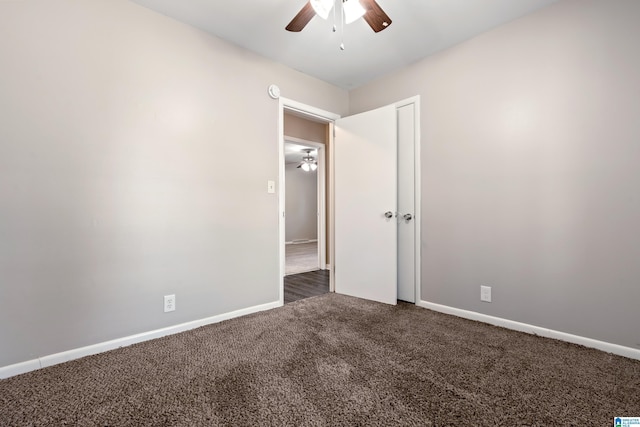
[268,84,281,99]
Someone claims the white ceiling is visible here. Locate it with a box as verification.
[130,0,559,89]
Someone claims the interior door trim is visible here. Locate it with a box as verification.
[394,96,421,304]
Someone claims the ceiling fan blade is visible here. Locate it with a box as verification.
[361,0,392,33]
[286,1,316,32]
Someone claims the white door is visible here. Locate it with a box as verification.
[334,105,397,305]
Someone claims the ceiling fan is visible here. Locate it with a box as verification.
[297,149,318,171]
[286,0,392,33]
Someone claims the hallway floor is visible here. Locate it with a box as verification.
[285,241,319,275]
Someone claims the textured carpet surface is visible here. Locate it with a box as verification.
[1,293,639,426]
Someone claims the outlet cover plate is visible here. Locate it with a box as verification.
[164,294,176,312]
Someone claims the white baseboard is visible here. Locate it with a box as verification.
[418,300,640,361]
[0,359,42,379]
[325,264,331,270]
[0,300,282,380]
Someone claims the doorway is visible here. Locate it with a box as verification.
[278,97,420,306]
[283,137,326,275]
[282,113,331,304]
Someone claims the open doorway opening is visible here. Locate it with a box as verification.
[284,140,319,274]
[282,111,331,303]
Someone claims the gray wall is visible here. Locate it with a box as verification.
[0,0,348,367]
[285,163,318,242]
[350,0,640,350]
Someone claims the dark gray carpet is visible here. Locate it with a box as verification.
[1,293,638,426]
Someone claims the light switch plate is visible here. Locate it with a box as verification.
[267,180,275,194]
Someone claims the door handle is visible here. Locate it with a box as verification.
[384,211,394,219]
[403,213,413,221]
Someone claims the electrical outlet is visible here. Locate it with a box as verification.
[480,286,492,303]
[164,294,176,312]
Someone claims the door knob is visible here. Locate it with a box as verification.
[384,211,394,219]
[403,213,413,221]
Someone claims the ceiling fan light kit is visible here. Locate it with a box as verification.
[301,162,318,172]
[310,0,333,20]
[342,0,366,24]
[286,0,392,38]
[298,149,318,172]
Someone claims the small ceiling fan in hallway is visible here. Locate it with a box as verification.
[297,149,318,172]
[286,0,392,33]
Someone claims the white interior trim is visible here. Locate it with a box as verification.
[281,99,341,123]
[0,300,281,380]
[0,359,41,380]
[328,122,336,292]
[316,146,326,270]
[394,95,421,304]
[283,135,323,146]
[418,300,640,361]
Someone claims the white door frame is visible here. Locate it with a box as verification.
[283,135,327,271]
[278,98,340,305]
[394,96,421,304]
[277,96,421,306]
